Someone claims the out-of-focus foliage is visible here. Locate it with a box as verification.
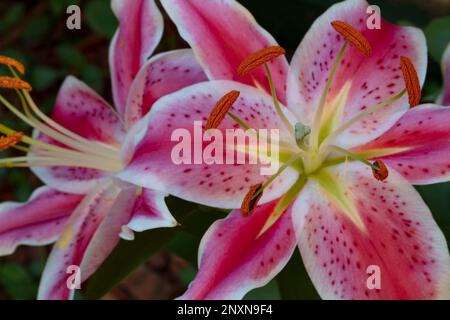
[0,0,449,300]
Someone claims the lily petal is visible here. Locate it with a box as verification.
[292,162,450,299]
[438,43,450,105]
[32,76,125,194]
[0,187,83,256]
[118,81,299,209]
[180,199,296,300]
[110,0,164,114]
[125,49,208,127]
[160,0,289,104]
[355,104,450,184]
[126,188,177,232]
[43,76,125,143]
[288,0,427,148]
[37,182,137,300]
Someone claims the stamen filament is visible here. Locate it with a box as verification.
[22,90,117,154]
[0,95,119,160]
[227,111,251,130]
[311,42,348,149]
[0,157,121,172]
[264,63,294,134]
[327,145,377,170]
[321,89,406,148]
[0,123,121,171]
[253,151,305,199]
[258,175,308,237]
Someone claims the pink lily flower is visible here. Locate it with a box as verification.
[0,0,206,300]
[120,0,450,299]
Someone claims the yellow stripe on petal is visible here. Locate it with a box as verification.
[311,169,366,232]
[56,226,73,249]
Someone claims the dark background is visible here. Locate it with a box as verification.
[0,0,449,299]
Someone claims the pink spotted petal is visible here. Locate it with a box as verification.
[355,104,450,184]
[126,188,177,232]
[180,199,296,300]
[160,0,289,104]
[37,182,137,300]
[288,0,427,148]
[45,76,125,143]
[118,81,299,209]
[439,43,450,105]
[292,162,450,299]
[31,76,125,194]
[110,0,164,114]
[0,187,83,256]
[125,49,208,127]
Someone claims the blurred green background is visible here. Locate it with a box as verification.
[0,0,449,299]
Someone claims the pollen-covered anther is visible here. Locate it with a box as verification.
[0,132,24,152]
[205,90,240,130]
[400,56,421,107]
[0,77,32,91]
[331,20,372,57]
[237,46,286,76]
[0,55,25,74]
[241,183,263,217]
[372,159,389,181]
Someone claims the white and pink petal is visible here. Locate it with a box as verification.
[0,187,83,256]
[126,188,177,232]
[181,199,296,300]
[160,0,289,104]
[125,49,208,127]
[355,104,450,185]
[110,0,164,114]
[119,81,299,209]
[292,162,450,299]
[37,182,136,300]
[287,0,427,148]
[31,76,125,194]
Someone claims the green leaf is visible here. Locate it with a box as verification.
[83,227,178,299]
[50,0,80,16]
[425,16,450,63]
[0,3,25,31]
[165,231,199,266]
[22,16,52,41]
[81,64,104,93]
[244,280,281,300]
[84,197,204,299]
[0,263,38,300]
[179,266,197,286]
[277,250,320,299]
[56,43,86,68]
[31,66,61,91]
[86,0,118,39]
